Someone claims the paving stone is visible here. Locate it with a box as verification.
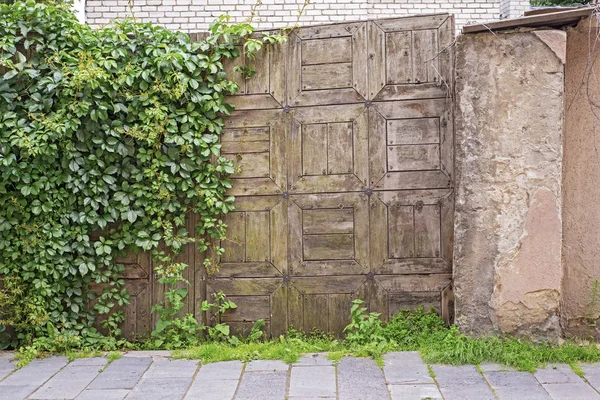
[581,363,600,392]
[432,365,495,400]
[534,364,580,384]
[87,357,152,390]
[75,389,130,400]
[70,357,107,366]
[184,377,238,400]
[0,356,68,399]
[0,358,15,382]
[479,363,516,372]
[29,359,107,399]
[195,361,244,380]
[541,382,600,400]
[125,377,194,400]
[293,353,333,367]
[141,359,198,379]
[484,371,550,399]
[289,365,336,398]
[337,357,390,400]
[123,350,172,358]
[389,384,442,400]
[383,351,433,384]
[234,371,287,400]
[244,359,288,371]
[0,351,15,360]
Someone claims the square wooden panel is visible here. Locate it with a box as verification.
[223,31,286,110]
[214,196,287,278]
[222,109,287,196]
[289,193,369,276]
[289,104,368,193]
[287,23,368,106]
[367,15,454,101]
[369,100,453,191]
[369,189,453,275]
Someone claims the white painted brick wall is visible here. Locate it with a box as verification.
[85,0,531,32]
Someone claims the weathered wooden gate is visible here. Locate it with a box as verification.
[116,14,455,338]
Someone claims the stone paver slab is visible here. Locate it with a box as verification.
[479,363,516,372]
[245,359,288,371]
[541,382,600,400]
[0,351,15,360]
[384,351,433,384]
[195,361,244,380]
[141,359,198,379]
[76,389,130,400]
[289,365,336,398]
[184,377,238,400]
[535,364,581,384]
[30,361,107,399]
[0,356,68,399]
[293,353,333,366]
[125,377,194,400]
[234,371,287,400]
[87,357,152,390]
[123,351,171,358]
[581,363,600,392]
[0,359,15,382]
[432,365,495,400]
[338,357,390,400]
[389,384,443,400]
[484,371,550,400]
[70,357,107,366]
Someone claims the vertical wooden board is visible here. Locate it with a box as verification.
[368,109,387,187]
[271,113,287,192]
[367,21,385,100]
[385,31,412,85]
[329,294,352,337]
[287,33,302,105]
[327,122,353,175]
[388,292,440,317]
[369,195,387,271]
[245,211,270,262]
[270,39,286,106]
[288,285,304,331]
[304,294,329,333]
[223,45,245,94]
[389,205,415,259]
[412,29,438,84]
[354,110,369,185]
[353,22,369,99]
[289,118,302,192]
[270,201,288,275]
[440,109,454,179]
[222,212,246,262]
[288,201,303,275]
[414,204,441,258]
[441,283,454,324]
[355,280,389,321]
[271,283,287,337]
[437,16,454,91]
[302,124,328,176]
[246,47,269,94]
[440,193,454,265]
[353,195,369,269]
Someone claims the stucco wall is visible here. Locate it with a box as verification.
[454,29,566,338]
[562,16,600,338]
[83,0,529,32]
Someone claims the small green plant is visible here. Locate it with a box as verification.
[106,351,123,363]
[201,291,240,345]
[344,299,385,345]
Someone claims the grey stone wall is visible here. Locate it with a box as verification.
[454,28,566,338]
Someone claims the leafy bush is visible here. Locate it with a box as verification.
[0,1,282,349]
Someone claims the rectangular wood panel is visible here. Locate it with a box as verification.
[303,234,355,261]
[327,122,354,175]
[302,63,353,90]
[387,144,440,171]
[302,209,354,235]
[302,37,352,64]
[302,124,328,176]
[386,31,412,84]
[387,118,440,145]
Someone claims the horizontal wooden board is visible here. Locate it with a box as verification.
[302,63,353,90]
[303,234,354,260]
[302,209,354,234]
[387,118,440,145]
[301,37,352,64]
[387,144,440,171]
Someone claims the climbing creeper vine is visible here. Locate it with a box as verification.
[0,1,285,349]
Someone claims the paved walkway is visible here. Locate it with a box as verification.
[2,351,600,399]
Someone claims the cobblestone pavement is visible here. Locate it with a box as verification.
[2,351,600,399]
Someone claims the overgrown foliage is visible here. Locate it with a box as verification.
[0,1,284,350]
[530,0,591,6]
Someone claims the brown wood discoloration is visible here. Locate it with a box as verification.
[121,16,454,338]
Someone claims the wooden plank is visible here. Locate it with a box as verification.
[302,209,354,234]
[215,262,281,278]
[222,127,269,142]
[301,37,352,65]
[246,46,269,94]
[303,234,354,260]
[438,16,454,91]
[387,144,440,171]
[368,21,386,99]
[388,292,440,317]
[221,295,271,322]
[270,200,288,275]
[440,192,454,265]
[226,152,270,178]
[378,258,451,275]
[354,108,369,185]
[389,205,415,259]
[369,108,387,188]
[374,14,449,32]
[287,32,302,106]
[230,195,281,212]
[440,109,454,179]
[292,192,359,210]
[302,63,353,90]
[292,276,365,295]
[355,280,389,321]
[291,88,366,107]
[245,211,270,262]
[228,178,281,196]
[222,45,244,95]
[327,122,353,175]
[373,99,447,120]
[192,213,207,327]
[369,195,387,271]
[441,283,454,324]
[291,174,365,194]
[302,124,328,176]
[353,22,369,99]
[296,22,363,40]
[207,277,282,296]
[374,170,452,190]
[221,141,269,154]
[271,284,287,337]
[271,112,288,193]
[303,294,329,333]
[222,212,245,263]
[226,94,282,110]
[412,29,437,84]
[373,83,449,102]
[375,189,452,206]
[387,118,440,145]
[270,36,286,106]
[386,31,412,85]
[414,205,441,258]
[294,260,365,276]
[288,284,304,331]
[329,294,352,337]
[375,274,451,292]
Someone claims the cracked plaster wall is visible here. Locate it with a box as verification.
[454,29,565,338]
